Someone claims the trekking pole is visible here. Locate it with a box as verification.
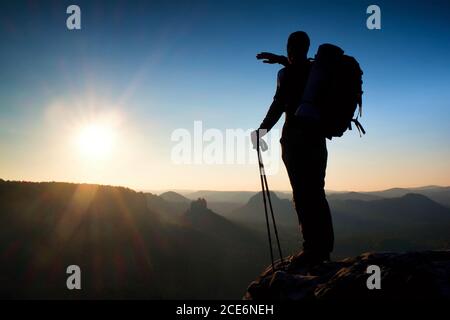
[256,131,284,273]
[256,132,275,272]
[262,163,284,266]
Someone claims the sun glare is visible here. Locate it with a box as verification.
[77,123,115,159]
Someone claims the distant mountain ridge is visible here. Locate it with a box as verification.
[161,186,450,208]
[363,186,450,207]
[331,193,450,232]
[184,190,292,204]
[182,198,262,245]
[222,189,450,258]
[159,191,190,203]
[228,191,297,228]
[327,191,382,201]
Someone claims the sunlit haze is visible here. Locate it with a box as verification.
[0,0,449,192]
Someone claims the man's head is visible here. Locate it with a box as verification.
[287,31,310,64]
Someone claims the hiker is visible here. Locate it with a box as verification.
[251,31,334,266]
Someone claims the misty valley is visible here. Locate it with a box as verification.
[1,179,450,299]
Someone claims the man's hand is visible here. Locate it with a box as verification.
[256,52,282,64]
[256,52,289,66]
[251,130,268,151]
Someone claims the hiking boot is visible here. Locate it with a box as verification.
[287,251,330,271]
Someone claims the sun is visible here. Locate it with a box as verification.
[76,123,116,159]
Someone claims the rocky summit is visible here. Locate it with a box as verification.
[245,251,450,300]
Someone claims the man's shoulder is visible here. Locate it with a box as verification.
[280,61,312,77]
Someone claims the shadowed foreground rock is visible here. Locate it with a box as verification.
[244,251,450,300]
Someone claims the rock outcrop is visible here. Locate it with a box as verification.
[245,251,450,300]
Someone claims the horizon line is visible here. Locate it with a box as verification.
[1,177,448,195]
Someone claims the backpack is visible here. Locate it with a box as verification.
[298,43,365,139]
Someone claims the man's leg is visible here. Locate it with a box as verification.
[282,137,334,257]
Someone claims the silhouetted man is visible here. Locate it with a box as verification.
[252,31,334,266]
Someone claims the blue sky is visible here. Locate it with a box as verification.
[1,0,449,191]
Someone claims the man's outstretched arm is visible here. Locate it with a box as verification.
[256,52,289,67]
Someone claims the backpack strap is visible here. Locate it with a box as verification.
[357,97,363,118]
[351,117,366,137]
[355,96,364,136]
